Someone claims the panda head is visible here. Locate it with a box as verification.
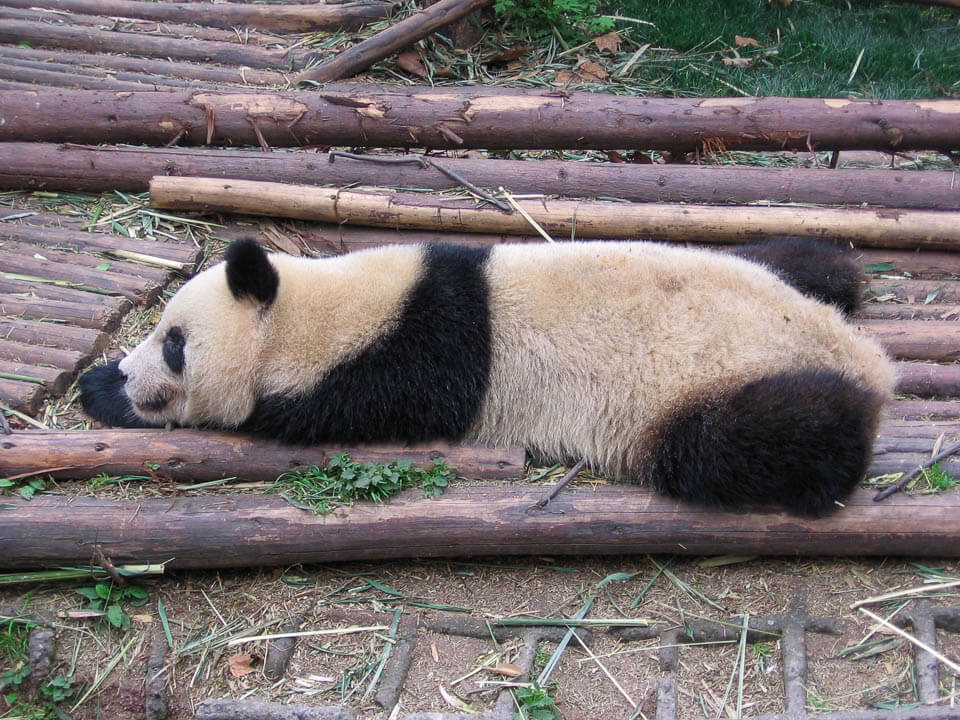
[81,239,278,429]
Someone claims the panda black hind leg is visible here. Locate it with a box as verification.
[646,368,885,516]
[733,236,864,316]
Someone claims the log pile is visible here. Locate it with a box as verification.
[0,215,200,412]
[1,0,959,566]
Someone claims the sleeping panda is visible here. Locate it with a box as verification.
[79,237,895,516]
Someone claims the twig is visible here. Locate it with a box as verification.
[851,579,960,609]
[93,546,127,587]
[873,439,960,501]
[328,150,510,211]
[1,402,47,430]
[500,187,555,242]
[227,625,388,646]
[527,458,587,511]
[859,607,960,675]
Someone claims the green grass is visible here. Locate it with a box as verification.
[607,0,958,97]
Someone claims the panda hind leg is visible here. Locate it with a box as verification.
[733,237,864,316]
[646,369,885,516]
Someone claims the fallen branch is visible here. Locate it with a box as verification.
[149,176,960,250]
[6,143,960,209]
[298,0,491,83]
[3,88,959,151]
[0,0,395,32]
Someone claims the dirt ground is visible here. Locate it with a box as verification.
[3,549,960,719]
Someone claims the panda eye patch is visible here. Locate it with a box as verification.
[162,326,185,374]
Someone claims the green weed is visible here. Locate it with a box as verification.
[0,475,46,500]
[271,453,456,515]
[514,683,561,720]
[75,581,149,631]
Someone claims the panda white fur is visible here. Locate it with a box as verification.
[80,238,895,516]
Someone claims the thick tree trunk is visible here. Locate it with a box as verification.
[1,484,959,569]
[0,0,395,32]
[298,0,491,83]
[149,176,960,250]
[4,143,960,210]
[0,429,525,484]
[0,20,308,70]
[2,88,958,152]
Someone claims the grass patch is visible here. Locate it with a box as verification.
[612,0,958,97]
[271,453,456,515]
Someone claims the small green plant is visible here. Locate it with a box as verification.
[0,475,46,499]
[493,0,615,41]
[922,463,957,491]
[40,674,76,703]
[75,581,149,630]
[514,683,560,720]
[271,453,456,515]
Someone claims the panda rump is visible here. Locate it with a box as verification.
[80,238,895,516]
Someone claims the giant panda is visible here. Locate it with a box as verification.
[79,238,895,516]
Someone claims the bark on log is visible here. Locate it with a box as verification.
[0,378,41,414]
[2,484,960,569]
[4,143,960,210]
[0,220,198,266]
[896,363,960,397]
[298,0,491,84]
[0,294,123,331]
[0,360,71,395]
[0,248,153,302]
[0,46,287,87]
[2,88,959,152]
[0,20,308,70]
[886,399,960,421]
[0,338,84,372]
[0,429,526,484]
[149,176,960,250]
[859,303,960,321]
[0,58,198,93]
[0,0,396,32]
[856,320,960,362]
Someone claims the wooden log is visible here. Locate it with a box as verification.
[0,318,107,356]
[856,320,960,362]
[3,88,960,152]
[859,303,960,321]
[1,239,169,282]
[4,143,960,210]
[2,484,960,569]
[0,0,396,32]
[896,363,960,397]
[0,294,123,331]
[149,176,960,250]
[0,19,307,70]
[886,399,960,421]
[0,378,42,414]
[0,221,198,266]
[0,58,190,92]
[0,275,128,307]
[0,429,526,484]
[0,248,153,302]
[0,360,71,395]
[858,248,960,276]
[867,278,960,304]
[0,338,84,372]
[298,0,491,84]
[0,46,287,87]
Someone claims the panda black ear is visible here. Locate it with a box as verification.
[224,238,279,307]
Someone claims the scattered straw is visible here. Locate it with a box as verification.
[228,625,389,646]
[858,607,960,676]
